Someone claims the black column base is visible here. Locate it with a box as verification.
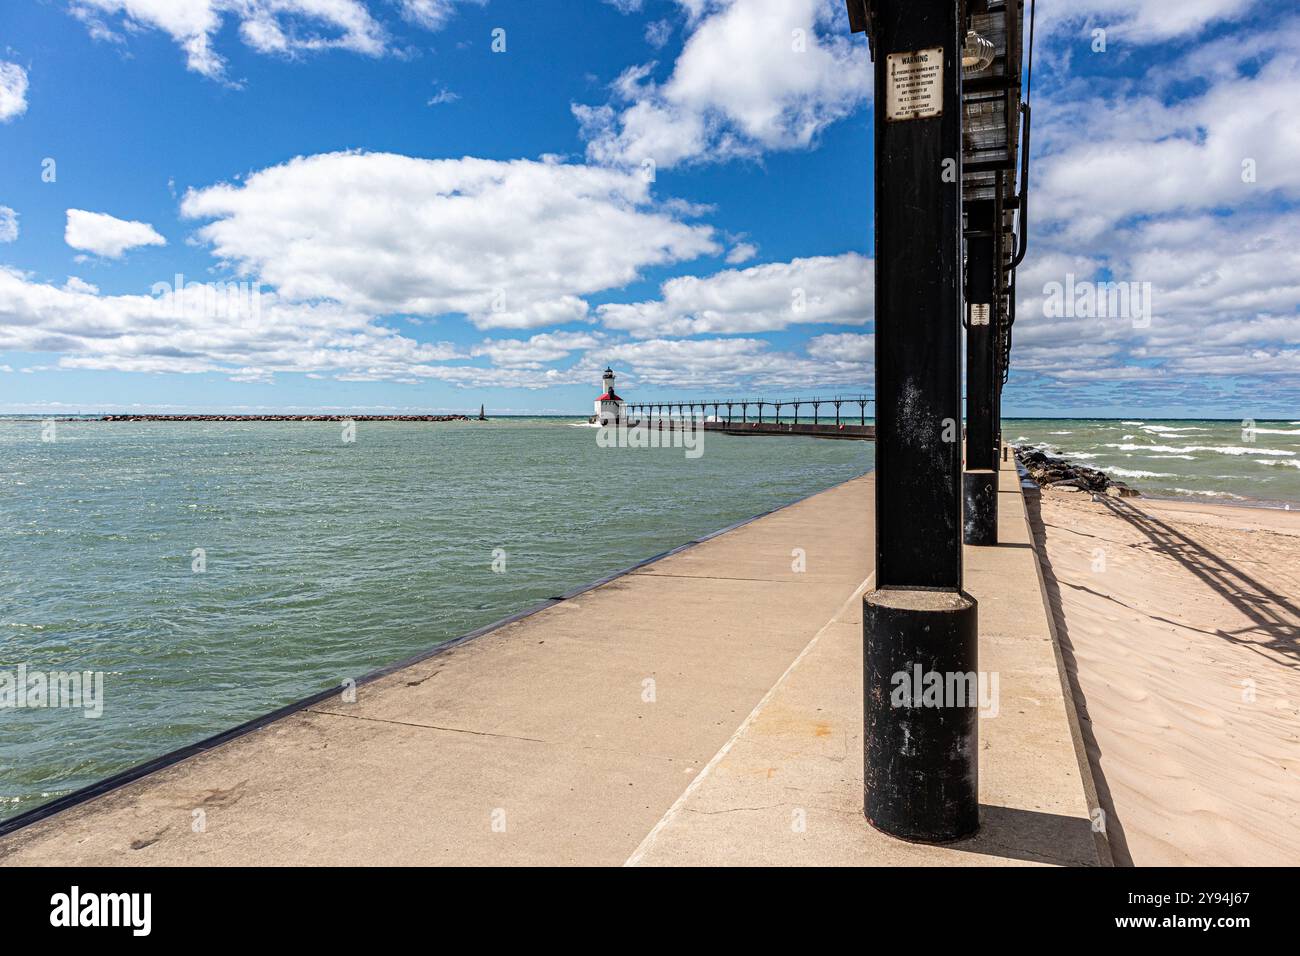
[963,469,998,546]
[863,587,979,843]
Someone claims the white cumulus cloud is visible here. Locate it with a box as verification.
[179,151,719,328]
[66,0,473,80]
[397,0,486,31]
[599,335,871,391]
[597,252,870,337]
[0,62,28,122]
[65,209,167,258]
[1038,0,1258,42]
[0,265,467,382]
[471,331,606,369]
[574,0,870,169]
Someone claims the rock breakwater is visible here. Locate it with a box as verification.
[1014,445,1140,497]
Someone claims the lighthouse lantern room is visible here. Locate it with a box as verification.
[594,366,625,425]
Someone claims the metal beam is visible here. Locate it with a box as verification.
[873,6,964,589]
[855,0,979,844]
[963,197,999,545]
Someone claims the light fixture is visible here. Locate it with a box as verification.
[961,29,995,74]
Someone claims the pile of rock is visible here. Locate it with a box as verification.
[1014,445,1140,497]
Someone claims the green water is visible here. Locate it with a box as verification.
[1005,418,1300,507]
[0,418,873,820]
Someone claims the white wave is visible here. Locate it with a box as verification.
[1121,420,1143,425]
[1255,459,1300,469]
[1249,428,1300,435]
[569,421,600,428]
[1049,430,1072,435]
[1141,425,1207,434]
[1108,467,1176,479]
[1182,445,1295,456]
[1069,452,1099,459]
[1171,488,1247,500]
[1121,434,1136,440]
[1105,442,1294,457]
[1104,443,1183,453]
[1149,454,1196,460]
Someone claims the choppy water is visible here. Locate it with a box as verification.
[1006,418,1300,507]
[0,418,873,821]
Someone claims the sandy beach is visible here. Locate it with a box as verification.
[1027,487,1300,865]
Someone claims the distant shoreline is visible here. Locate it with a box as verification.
[98,414,474,422]
[0,414,576,421]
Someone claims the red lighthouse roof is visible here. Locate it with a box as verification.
[597,390,623,402]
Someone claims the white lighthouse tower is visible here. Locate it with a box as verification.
[594,366,625,425]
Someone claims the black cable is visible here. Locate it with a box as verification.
[1026,0,1036,105]
[1009,1,1035,268]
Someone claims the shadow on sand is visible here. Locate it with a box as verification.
[1022,488,1134,867]
[1095,497,1300,667]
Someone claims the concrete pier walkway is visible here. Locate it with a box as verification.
[0,457,1102,866]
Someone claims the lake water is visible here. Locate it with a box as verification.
[0,418,873,820]
[1004,418,1300,507]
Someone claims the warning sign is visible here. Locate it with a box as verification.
[886,48,943,121]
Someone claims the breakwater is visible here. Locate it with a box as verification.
[1015,445,1139,496]
[98,414,472,422]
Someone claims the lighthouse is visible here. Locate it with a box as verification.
[594,366,625,425]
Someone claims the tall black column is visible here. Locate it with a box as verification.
[859,0,979,844]
[963,198,999,545]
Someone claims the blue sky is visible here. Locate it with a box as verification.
[0,0,1296,417]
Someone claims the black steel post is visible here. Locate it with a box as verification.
[997,279,1009,457]
[963,198,998,545]
[854,0,978,844]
